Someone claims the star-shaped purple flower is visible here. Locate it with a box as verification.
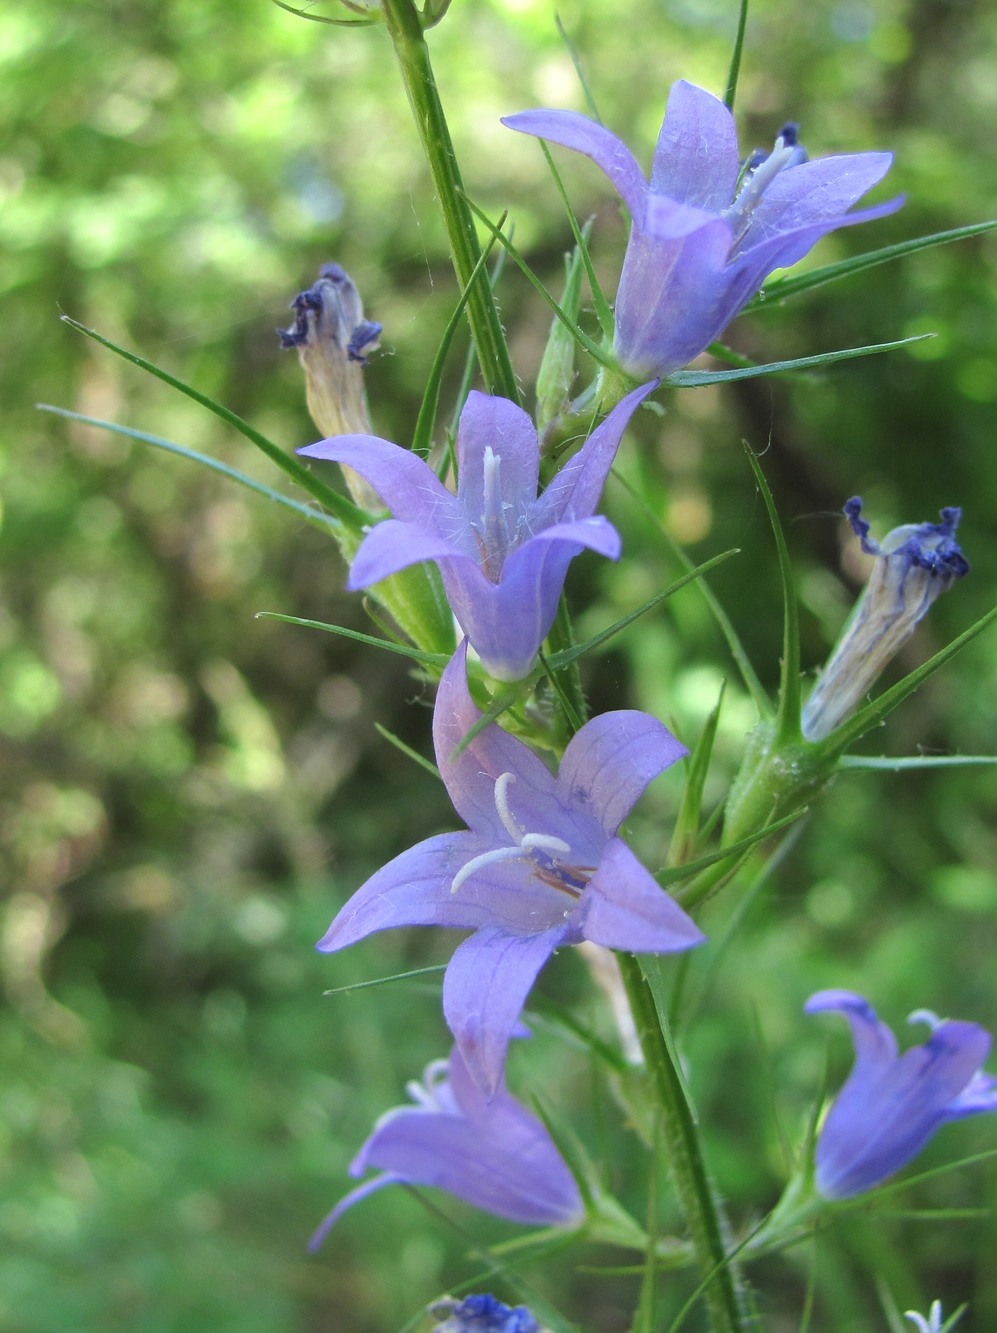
[318,642,704,1096]
[309,1042,584,1250]
[504,80,901,379]
[806,989,997,1199]
[298,383,654,680]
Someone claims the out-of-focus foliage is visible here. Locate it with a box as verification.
[3,0,997,1328]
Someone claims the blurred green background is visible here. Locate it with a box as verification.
[3,0,997,1328]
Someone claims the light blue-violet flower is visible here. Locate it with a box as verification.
[317,641,704,1096]
[503,80,901,379]
[905,1301,958,1333]
[308,1042,584,1250]
[298,382,654,680]
[430,1293,544,1333]
[801,498,969,741]
[805,989,997,1199]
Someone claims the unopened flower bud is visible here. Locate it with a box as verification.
[801,497,969,742]
[280,263,382,509]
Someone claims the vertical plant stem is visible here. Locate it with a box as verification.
[381,0,519,404]
[617,953,745,1333]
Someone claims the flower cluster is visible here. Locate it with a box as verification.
[293,60,992,1307]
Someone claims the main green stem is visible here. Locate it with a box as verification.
[618,954,745,1333]
[381,0,519,405]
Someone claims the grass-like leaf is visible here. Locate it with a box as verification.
[723,0,750,110]
[838,753,997,771]
[60,314,365,526]
[538,142,615,339]
[373,722,441,779]
[254,611,450,666]
[38,406,341,533]
[668,682,726,867]
[746,219,997,311]
[667,334,933,386]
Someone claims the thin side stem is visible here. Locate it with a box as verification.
[381,0,519,404]
[617,954,745,1333]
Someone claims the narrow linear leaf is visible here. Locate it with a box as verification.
[668,334,932,386]
[373,722,441,779]
[60,314,365,525]
[746,220,997,311]
[412,216,505,457]
[538,141,615,338]
[555,12,602,123]
[659,808,806,893]
[547,549,739,670]
[271,0,380,24]
[723,0,750,110]
[668,681,726,867]
[839,753,997,771]
[39,406,340,533]
[322,964,446,996]
[254,611,450,666]
[611,468,770,714]
[744,447,801,736]
[463,196,616,368]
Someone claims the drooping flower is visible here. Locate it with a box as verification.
[318,641,703,1096]
[298,383,654,680]
[308,1042,584,1250]
[805,990,997,1199]
[503,80,901,379]
[430,1293,545,1333]
[801,498,969,741]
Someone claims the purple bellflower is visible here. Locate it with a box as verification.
[318,641,704,1096]
[801,499,968,741]
[308,1042,584,1250]
[430,1293,544,1333]
[298,382,654,681]
[805,989,997,1199]
[504,80,901,379]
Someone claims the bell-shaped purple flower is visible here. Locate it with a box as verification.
[504,80,901,379]
[430,1293,543,1333]
[318,641,704,1096]
[309,1043,584,1249]
[298,383,654,680]
[805,989,997,1199]
[801,498,969,741]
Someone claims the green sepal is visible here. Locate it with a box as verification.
[667,334,932,386]
[668,682,726,867]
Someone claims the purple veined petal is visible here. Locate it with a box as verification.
[316,830,503,953]
[557,710,688,839]
[805,990,899,1073]
[441,519,621,681]
[298,434,456,527]
[454,392,540,529]
[531,382,657,529]
[443,923,567,1098]
[502,109,648,219]
[346,517,464,589]
[579,838,704,954]
[737,151,896,250]
[433,643,560,836]
[308,1172,399,1252]
[650,80,741,211]
[613,214,736,378]
[728,190,904,278]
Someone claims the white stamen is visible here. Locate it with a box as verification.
[494,771,522,841]
[449,773,577,896]
[450,844,531,895]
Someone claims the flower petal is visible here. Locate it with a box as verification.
[443,923,567,1098]
[558,710,687,838]
[316,830,501,952]
[298,434,457,528]
[579,838,704,953]
[502,109,647,219]
[531,381,657,529]
[737,152,896,253]
[346,517,464,588]
[613,210,735,378]
[650,80,741,210]
[454,392,540,530]
[433,643,560,835]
